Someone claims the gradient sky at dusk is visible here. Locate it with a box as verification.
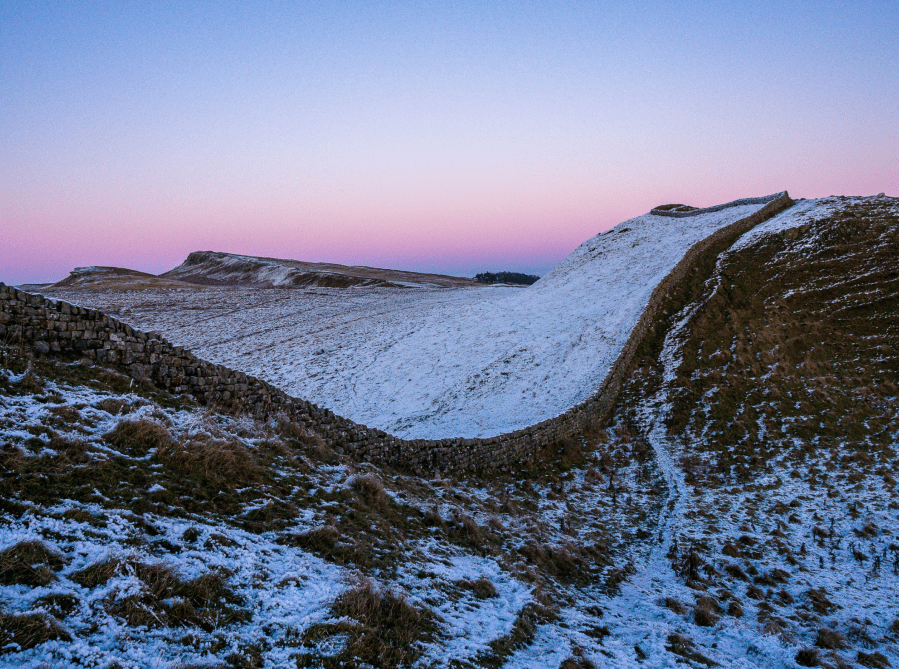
[2,1,897,285]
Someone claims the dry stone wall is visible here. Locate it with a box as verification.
[650,194,785,218]
[0,191,792,474]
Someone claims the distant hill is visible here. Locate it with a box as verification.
[473,271,540,285]
[51,266,202,290]
[162,251,481,289]
[44,254,482,292]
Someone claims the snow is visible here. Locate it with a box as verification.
[53,197,781,440]
[0,371,535,668]
[224,200,771,439]
[3,194,897,667]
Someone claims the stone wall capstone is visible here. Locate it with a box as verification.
[0,191,792,475]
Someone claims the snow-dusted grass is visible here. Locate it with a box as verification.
[593,195,899,667]
[0,351,650,668]
[5,194,895,667]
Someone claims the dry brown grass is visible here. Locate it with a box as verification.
[857,651,891,668]
[273,414,332,460]
[663,597,687,614]
[33,593,80,618]
[155,435,262,486]
[298,579,435,668]
[282,525,363,567]
[104,418,172,456]
[0,443,26,472]
[665,201,899,485]
[665,633,715,666]
[0,611,71,650]
[457,577,498,599]
[0,541,66,587]
[815,627,847,650]
[694,605,719,627]
[795,648,820,666]
[805,588,839,615]
[17,368,45,394]
[351,472,389,508]
[70,557,124,589]
[727,601,744,617]
[518,540,609,585]
[72,556,246,631]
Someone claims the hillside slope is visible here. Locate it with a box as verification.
[0,345,649,669]
[59,194,788,440]
[597,194,898,667]
[0,194,895,668]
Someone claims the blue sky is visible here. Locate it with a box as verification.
[2,0,897,284]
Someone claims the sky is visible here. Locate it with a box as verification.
[2,0,897,285]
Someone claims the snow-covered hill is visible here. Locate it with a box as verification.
[4,194,896,669]
[197,197,784,439]
[45,195,786,439]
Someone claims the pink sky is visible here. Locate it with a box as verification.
[2,1,896,285]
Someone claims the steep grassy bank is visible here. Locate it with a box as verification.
[603,195,898,667]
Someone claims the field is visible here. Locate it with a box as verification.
[1,194,897,668]
[43,201,771,439]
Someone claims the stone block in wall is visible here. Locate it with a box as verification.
[129,363,152,380]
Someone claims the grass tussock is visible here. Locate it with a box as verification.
[0,443,26,473]
[518,540,610,585]
[351,473,389,508]
[457,577,498,599]
[104,418,172,456]
[815,627,847,650]
[155,435,262,486]
[33,593,80,618]
[16,368,46,394]
[795,648,820,667]
[72,556,246,631]
[280,525,361,567]
[0,611,71,651]
[0,540,66,586]
[857,651,891,668]
[273,414,333,460]
[70,557,125,589]
[298,579,435,668]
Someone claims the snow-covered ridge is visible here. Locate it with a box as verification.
[150,192,791,439]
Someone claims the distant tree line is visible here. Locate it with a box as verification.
[474,271,540,286]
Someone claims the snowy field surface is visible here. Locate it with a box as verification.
[48,200,773,439]
[4,195,897,668]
